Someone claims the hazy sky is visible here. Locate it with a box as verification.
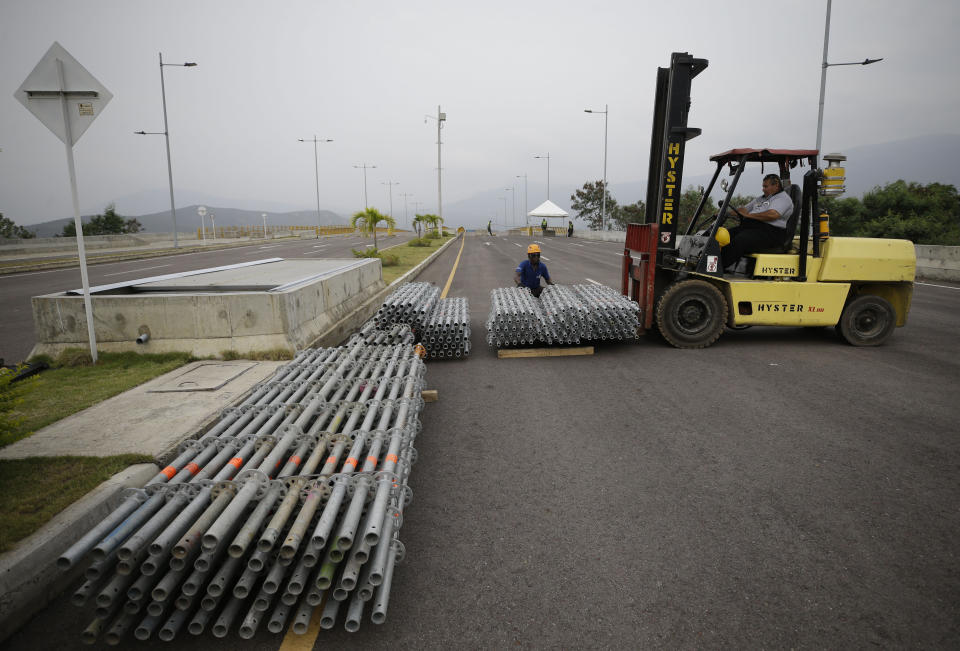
[1,0,958,226]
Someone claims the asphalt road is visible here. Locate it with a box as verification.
[6,233,960,649]
[0,233,413,365]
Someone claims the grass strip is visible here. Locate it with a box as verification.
[379,234,454,285]
[0,454,154,553]
[0,351,195,449]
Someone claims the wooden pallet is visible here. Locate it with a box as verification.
[497,346,594,359]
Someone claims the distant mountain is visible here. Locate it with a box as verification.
[445,134,960,230]
[27,206,348,238]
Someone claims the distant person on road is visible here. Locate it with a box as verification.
[541,218,548,235]
[515,244,554,298]
[721,173,794,271]
[567,220,573,237]
[487,220,492,236]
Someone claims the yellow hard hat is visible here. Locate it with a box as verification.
[715,227,730,247]
[527,244,541,254]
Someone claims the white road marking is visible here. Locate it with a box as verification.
[484,242,491,246]
[572,243,585,247]
[535,240,544,244]
[513,243,522,247]
[312,244,328,248]
[258,244,284,250]
[917,281,960,290]
[541,257,550,261]
[102,264,172,277]
[585,278,603,285]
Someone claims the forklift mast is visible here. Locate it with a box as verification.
[645,52,708,253]
[622,52,707,329]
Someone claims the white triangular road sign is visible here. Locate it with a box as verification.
[14,41,112,146]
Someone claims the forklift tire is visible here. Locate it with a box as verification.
[656,279,728,349]
[838,294,896,347]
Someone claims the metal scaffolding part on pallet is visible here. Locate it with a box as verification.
[486,283,640,347]
[374,282,471,361]
[374,282,440,331]
[60,340,426,643]
[421,297,471,359]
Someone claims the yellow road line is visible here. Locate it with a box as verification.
[440,236,466,298]
[278,593,327,651]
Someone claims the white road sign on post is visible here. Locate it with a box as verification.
[14,42,113,363]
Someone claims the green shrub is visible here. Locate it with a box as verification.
[221,348,293,361]
[352,247,382,258]
[56,348,93,367]
[380,253,399,267]
[407,238,431,247]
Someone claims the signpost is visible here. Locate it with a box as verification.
[14,42,113,363]
[198,205,207,244]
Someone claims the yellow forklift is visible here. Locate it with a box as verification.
[622,52,915,348]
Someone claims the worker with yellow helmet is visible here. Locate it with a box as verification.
[514,243,555,298]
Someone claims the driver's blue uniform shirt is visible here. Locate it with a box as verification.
[516,259,550,288]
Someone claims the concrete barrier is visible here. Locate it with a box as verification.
[915,245,960,282]
[0,232,195,255]
[29,259,385,358]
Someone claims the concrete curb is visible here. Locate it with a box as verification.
[0,463,159,642]
[307,234,461,349]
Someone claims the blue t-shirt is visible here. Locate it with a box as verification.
[516,259,550,289]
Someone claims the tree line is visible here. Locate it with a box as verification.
[570,179,960,245]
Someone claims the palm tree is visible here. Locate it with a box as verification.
[412,213,427,238]
[351,207,396,249]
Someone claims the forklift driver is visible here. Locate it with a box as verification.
[515,244,555,298]
[720,173,793,271]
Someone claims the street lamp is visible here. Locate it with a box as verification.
[399,192,413,228]
[298,136,333,234]
[381,180,399,225]
[534,153,551,199]
[585,104,609,230]
[261,213,267,238]
[135,53,196,249]
[353,163,376,209]
[815,0,882,165]
[516,174,528,227]
[425,106,447,221]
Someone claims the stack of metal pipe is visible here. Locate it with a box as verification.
[348,321,416,347]
[61,341,426,643]
[373,282,440,332]
[486,283,639,347]
[420,297,471,359]
[485,287,550,347]
[572,283,641,340]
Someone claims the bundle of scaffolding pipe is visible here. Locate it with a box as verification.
[486,283,639,347]
[421,297,470,359]
[60,341,425,642]
[374,282,440,332]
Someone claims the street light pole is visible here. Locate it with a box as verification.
[516,174,528,226]
[298,136,333,233]
[585,105,609,230]
[136,53,196,249]
[353,163,376,209]
[262,213,267,238]
[815,0,883,166]
[399,192,413,228]
[381,180,399,224]
[504,187,515,227]
[534,153,551,199]
[425,107,447,221]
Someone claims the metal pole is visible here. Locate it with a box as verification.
[602,104,608,231]
[816,0,832,167]
[262,213,267,238]
[159,53,178,249]
[437,105,443,222]
[313,137,321,229]
[517,174,528,227]
[57,57,97,363]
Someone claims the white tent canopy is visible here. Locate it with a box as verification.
[527,200,569,219]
